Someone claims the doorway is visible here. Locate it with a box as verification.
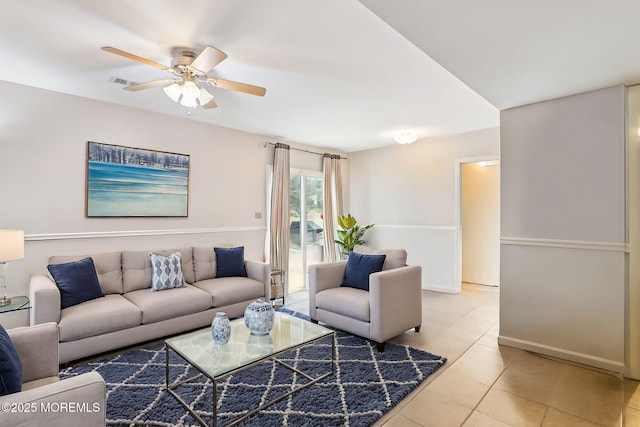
[289,170,324,294]
[457,158,500,288]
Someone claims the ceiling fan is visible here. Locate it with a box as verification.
[102,45,266,109]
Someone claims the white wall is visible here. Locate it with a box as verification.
[0,80,340,328]
[499,85,626,373]
[461,163,500,286]
[626,85,640,379]
[349,128,500,292]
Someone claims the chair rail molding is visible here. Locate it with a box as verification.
[500,236,627,252]
[26,226,267,241]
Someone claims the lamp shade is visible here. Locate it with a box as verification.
[0,230,24,262]
[181,80,200,99]
[162,83,182,102]
[197,87,214,106]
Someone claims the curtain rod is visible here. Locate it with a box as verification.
[263,142,347,159]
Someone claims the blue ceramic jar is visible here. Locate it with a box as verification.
[244,299,275,335]
[211,312,231,344]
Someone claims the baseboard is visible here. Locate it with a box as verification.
[423,283,460,294]
[498,335,624,373]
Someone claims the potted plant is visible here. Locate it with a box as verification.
[335,214,374,258]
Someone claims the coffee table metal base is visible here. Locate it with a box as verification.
[164,333,335,427]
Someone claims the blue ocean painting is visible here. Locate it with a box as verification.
[87,143,189,217]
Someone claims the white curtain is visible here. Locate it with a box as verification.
[323,154,344,262]
[332,155,344,218]
[269,143,290,285]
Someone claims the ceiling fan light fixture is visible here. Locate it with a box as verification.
[162,83,182,102]
[103,45,266,110]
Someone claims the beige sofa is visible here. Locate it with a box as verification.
[0,322,105,427]
[29,247,270,363]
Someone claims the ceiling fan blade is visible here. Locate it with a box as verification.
[190,46,228,73]
[208,78,267,96]
[102,46,169,70]
[202,99,218,109]
[124,79,177,92]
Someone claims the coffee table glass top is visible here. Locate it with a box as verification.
[165,312,333,379]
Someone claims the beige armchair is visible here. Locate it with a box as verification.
[0,323,105,427]
[309,246,422,351]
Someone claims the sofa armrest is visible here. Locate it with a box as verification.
[29,274,61,325]
[369,265,422,343]
[308,261,347,320]
[8,323,59,383]
[245,260,271,299]
[0,372,106,427]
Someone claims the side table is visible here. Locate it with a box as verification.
[0,296,30,314]
[270,269,285,306]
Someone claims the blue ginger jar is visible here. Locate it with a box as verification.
[244,299,275,335]
[211,312,231,344]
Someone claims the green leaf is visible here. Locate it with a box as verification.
[332,214,374,255]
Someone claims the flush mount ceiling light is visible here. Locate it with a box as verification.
[394,132,418,145]
[102,45,267,110]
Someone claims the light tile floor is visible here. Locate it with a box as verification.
[286,283,640,427]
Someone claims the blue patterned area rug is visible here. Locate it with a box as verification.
[60,310,446,426]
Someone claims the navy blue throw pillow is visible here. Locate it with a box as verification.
[341,252,386,291]
[214,247,248,278]
[0,325,22,396]
[47,257,105,309]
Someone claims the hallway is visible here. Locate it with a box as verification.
[289,284,639,426]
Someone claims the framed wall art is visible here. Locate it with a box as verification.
[86,142,190,217]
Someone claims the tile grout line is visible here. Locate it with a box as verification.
[436,323,508,426]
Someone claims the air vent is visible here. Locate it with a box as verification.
[109,76,138,86]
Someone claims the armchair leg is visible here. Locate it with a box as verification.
[310,319,319,324]
[375,341,386,352]
[415,325,421,333]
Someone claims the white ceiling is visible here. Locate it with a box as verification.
[2,1,638,152]
[361,0,640,110]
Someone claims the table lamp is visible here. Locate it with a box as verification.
[0,229,24,306]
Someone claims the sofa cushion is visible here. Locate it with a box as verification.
[122,248,194,293]
[124,285,212,324]
[0,325,22,395]
[316,287,370,322]
[193,277,264,307]
[49,251,123,294]
[149,252,185,292]
[214,246,248,278]
[58,294,142,342]
[341,252,386,291]
[193,246,217,281]
[47,257,105,309]
[354,245,407,270]
[193,245,236,281]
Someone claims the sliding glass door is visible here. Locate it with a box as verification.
[289,171,324,293]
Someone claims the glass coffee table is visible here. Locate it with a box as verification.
[164,312,335,427]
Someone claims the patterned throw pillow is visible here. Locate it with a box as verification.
[149,252,185,292]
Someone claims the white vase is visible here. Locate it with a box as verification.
[244,299,275,335]
[211,312,230,344]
